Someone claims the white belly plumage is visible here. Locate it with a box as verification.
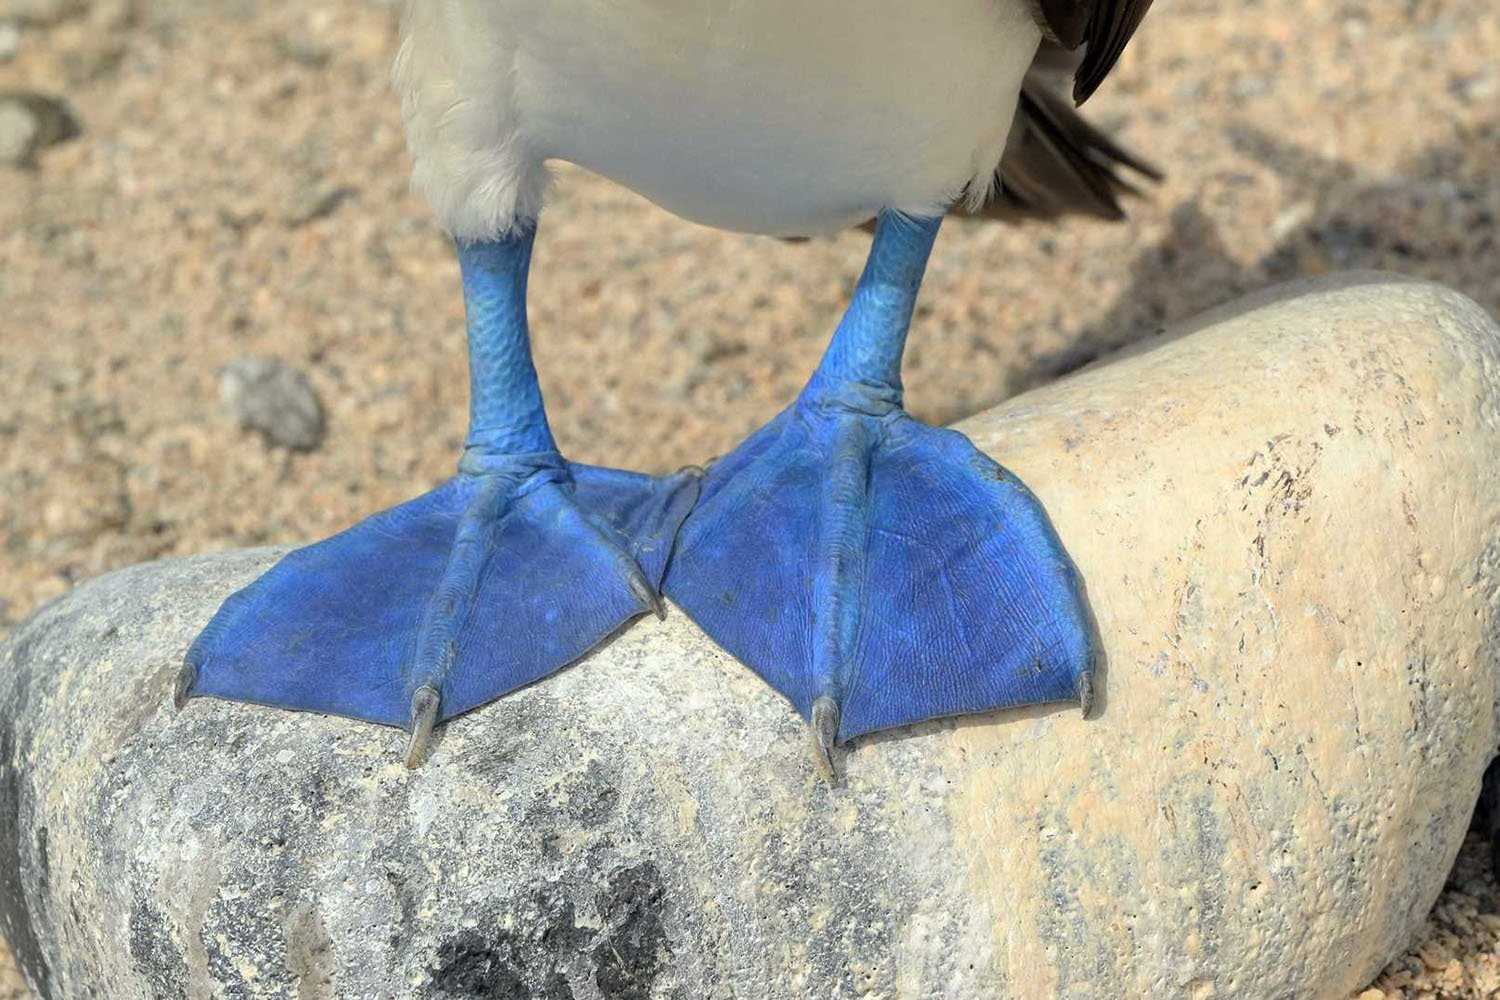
[395,0,1041,239]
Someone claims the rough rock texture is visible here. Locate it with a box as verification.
[2,276,1499,999]
[4,2,1500,995]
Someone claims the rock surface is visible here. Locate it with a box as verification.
[3,275,1500,999]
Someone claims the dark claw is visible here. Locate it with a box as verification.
[628,570,668,622]
[811,696,840,783]
[173,662,197,711]
[406,685,441,769]
[1077,672,1095,718]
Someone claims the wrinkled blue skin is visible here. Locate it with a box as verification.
[183,210,1094,755]
[664,212,1095,743]
[183,226,699,731]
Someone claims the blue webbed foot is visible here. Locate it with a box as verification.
[179,457,699,763]
[664,211,1094,773]
[664,396,1094,768]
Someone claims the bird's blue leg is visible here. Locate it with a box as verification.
[179,224,699,764]
[664,211,1094,774]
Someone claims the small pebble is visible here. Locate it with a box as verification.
[0,21,20,62]
[0,98,38,166]
[219,357,326,452]
[275,31,332,69]
[0,90,80,167]
[281,180,357,227]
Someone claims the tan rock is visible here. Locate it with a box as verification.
[940,274,1500,997]
[1,274,1496,999]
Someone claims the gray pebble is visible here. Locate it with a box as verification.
[0,90,79,167]
[219,357,326,452]
[281,180,357,228]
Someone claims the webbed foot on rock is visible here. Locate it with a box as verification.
[665,210,1094,772]
[180,457,698,761]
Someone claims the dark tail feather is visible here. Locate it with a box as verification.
[966,71,1162,224]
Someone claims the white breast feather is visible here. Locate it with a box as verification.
[396,0,1041,240]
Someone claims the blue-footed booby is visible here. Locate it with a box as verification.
[178,0,1157,774]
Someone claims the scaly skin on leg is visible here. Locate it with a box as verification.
[179,225,699,765]
[664,212,1095,777]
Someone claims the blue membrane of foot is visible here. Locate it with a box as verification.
[184,228,699,727]
[664,212,1096,742]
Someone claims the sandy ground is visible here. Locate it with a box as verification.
[1,0,1498,996]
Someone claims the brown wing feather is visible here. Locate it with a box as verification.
[1033,0,1155,103]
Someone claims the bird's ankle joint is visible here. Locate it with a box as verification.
[457,446,568,489]
[797,378,904,420]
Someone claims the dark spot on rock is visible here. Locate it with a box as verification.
[540,972,575,999]
[34,827,48,896]
[539,831,561,860]
[567,762,619,828]
[538,897,589,955]
[426,889,586,999]
[594,864,668,1000]
[128,899,188,1000]
[297,769,331,828]
[466,700,546,785]
[428,931,527,998]
[382,861,418,953]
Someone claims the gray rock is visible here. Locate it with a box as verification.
[279,181,356,228]
[3,275,1500,999]
[219,357,326,452]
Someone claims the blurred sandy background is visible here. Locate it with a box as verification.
[1,0,1498,996]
